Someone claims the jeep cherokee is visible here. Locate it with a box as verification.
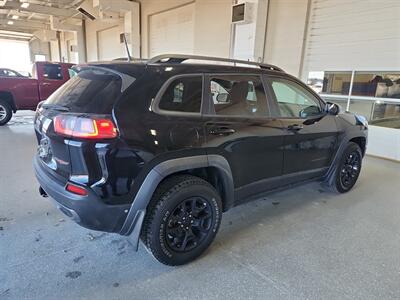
[33,54,368,265]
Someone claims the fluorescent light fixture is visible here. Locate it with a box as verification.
[21,2,30,8]
[12,15,19,20]
[7,21,14,25]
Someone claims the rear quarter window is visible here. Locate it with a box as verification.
[158,76,202,113]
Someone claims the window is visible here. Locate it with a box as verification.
[34,54,46,62]
[210,75,267,117]
[45,68,123,114]
[43,64,63,80]
[0,69,19,77]
[158,76,202,113]
[307,70,400,128]
[352,72,400,99]
[270,78,322,118]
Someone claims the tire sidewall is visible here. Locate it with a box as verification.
[149,183,222,265]
[0,100,12,126]
[335,143,362,193]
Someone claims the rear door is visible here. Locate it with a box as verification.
[265,75,338,176]
[203,74,285,199]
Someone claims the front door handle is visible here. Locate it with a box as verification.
[209,127,236,136]
[286,124,303,131]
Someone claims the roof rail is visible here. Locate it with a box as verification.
[147,54,284,72]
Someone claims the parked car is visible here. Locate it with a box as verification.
[0,68,27,78]
[0,62,74,125]
[33,55,368,265]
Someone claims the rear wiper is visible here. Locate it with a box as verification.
[41,103,70,112]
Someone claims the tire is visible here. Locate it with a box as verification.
[0,100,12,126]
[329,142,363,193]
[141,174,222,266]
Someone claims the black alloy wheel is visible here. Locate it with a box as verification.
[142,175,222,266]
[330,142,363,193]
[165,197,213,252]
[339,151,361,189]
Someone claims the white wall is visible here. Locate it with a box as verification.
[85,18,125,62]
[140,0,232,58]
[193,0,232,57]
[303,0,400,75]
[367,126,400,161]
[264,0,309,76]
[29,38,51,62]
[50,39,60,62]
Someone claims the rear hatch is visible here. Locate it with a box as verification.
[34,66,135,184]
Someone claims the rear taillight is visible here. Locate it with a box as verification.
[54,115,117,139]
[66,183,88,196]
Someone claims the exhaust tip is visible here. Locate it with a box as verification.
[39,186,48,198]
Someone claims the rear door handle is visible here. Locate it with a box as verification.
[286,124,303,131]
[209,127,236,136]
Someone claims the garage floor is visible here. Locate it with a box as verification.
[1,112,400,300]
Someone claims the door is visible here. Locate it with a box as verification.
[204,74,285,198]
[97,25,125,61]
[266,75,338,176]
[38,63,66,100]
[148,3,194,57]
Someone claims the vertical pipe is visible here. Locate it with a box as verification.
[57,31,62,62]
[299,0,312,80]
[347,70,355,111]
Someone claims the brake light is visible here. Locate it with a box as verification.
[66,183,88,196]
[54,115,117,139]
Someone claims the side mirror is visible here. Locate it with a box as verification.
[216,93,230,103]
[326,102,340,115]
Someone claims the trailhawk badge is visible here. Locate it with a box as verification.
[37,138,51,159]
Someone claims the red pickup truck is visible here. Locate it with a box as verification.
[0,62,74,125]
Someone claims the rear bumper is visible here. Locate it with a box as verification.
[33,155,130,233]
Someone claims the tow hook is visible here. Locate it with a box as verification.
[39,186,48,198]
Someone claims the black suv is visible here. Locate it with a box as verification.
[34,54,368,265]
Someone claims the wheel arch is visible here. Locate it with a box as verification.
[349,136,366,156]
[119,155,234,249]
[0,91,17,112]
[324,133,367,185]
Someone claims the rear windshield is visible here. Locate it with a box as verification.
[45,68,124,114]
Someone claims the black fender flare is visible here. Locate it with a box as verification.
[119,154,234,250]
[324,132,367,185]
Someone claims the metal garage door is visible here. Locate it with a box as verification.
[97,25,125,61]
[149,3,195,57]
[304,0,400,72]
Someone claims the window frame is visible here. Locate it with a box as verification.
[265,74,326,119]
[152,73,205,117]
[202,73,273,119]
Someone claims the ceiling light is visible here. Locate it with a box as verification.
[21,2,30,8]
[12,15,19,20]
[7,21,14,25]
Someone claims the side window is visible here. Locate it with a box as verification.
[43,64,63,80]
[8,70,18,77]
[158,76,202,113]
[270,78,322,118]
[210,75,267,117]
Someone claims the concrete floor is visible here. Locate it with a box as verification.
[1,112,400,300]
